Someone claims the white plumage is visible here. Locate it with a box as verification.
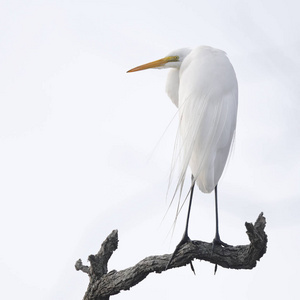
[167,46,238,194]
[128,45,238,198]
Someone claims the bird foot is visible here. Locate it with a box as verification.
[212,236,231,275]
[212,236,231,252]
[165,234,191,270]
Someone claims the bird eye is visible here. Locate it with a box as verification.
[170,56,179,62]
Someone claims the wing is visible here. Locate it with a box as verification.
[174,46,238,194]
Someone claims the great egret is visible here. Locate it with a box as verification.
[127,46,238,268]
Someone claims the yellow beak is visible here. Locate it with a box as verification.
[127,56,178,73]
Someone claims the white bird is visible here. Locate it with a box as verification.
[127,46,238,268]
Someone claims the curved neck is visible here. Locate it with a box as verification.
[166,68,180,107]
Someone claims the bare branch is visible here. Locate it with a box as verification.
[75,259,89,274]
[76,213,267,299]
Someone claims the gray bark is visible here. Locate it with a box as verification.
[76,213,267,300]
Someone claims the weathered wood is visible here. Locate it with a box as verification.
[76,213,267,299]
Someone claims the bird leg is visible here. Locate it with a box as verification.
[166,175,195,271]
[212,185,231,250]
[212,185,232,274]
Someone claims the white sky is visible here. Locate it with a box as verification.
[1,1,300,299]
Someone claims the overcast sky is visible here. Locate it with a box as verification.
[1,1,300,299]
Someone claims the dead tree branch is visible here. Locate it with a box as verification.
[76,213,267,300]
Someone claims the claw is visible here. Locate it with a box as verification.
[212,233,231,252]
[165,235,190,270]
[212,236,231,274]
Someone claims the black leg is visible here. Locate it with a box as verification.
[212,185,230,249]
[165,175,195,270]
[182,175,195,242]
